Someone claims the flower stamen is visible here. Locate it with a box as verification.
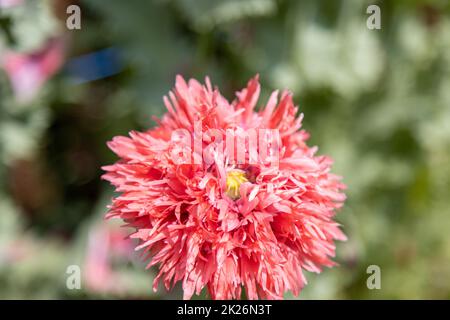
[226,170,248,200]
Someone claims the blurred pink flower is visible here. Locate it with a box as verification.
[0,38,64,103]
[0,239,32,264]
[0,0,22,8]
[102,75,346,299]
[84,223,134,294]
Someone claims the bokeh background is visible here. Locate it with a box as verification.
[1,0,449,299]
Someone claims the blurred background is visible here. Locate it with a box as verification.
[0,0,449,299]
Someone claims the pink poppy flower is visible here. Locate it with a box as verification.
[0,38,64,103]
[102,75,346,299]
[84,223,135,294]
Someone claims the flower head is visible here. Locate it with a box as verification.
[0,38,64,103]
[102,75,346,299]
[84,222,135,294]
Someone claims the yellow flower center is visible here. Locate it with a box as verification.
[226,170,248,200]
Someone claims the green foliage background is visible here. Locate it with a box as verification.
[0,0,449,299]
